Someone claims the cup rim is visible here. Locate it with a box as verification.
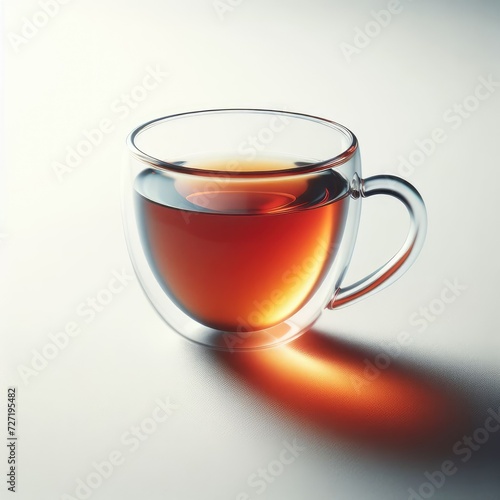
[126,108,358,177]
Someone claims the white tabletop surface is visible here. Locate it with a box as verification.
[2,1,500,499]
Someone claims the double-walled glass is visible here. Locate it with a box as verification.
[123,109,426,350]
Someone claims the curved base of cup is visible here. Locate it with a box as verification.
[130,257,320,351]
[173,317,318,351]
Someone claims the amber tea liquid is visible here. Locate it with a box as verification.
[134,159,350,331]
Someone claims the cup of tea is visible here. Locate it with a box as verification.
[123,109,427,350]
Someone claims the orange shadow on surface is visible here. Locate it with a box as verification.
[216,329,470,456]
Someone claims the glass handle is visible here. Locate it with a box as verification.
[329,175,427,309]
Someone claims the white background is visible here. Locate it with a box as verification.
[1,0,500,499]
